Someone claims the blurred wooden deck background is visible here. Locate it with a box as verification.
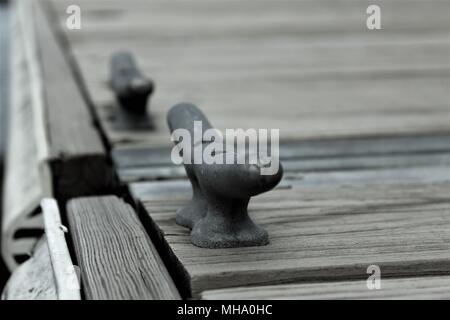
[47,0,450,148]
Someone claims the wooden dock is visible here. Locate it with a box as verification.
[1,0,450,299]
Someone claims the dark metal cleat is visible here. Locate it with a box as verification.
[110,51,154,114]
[167,103,283,248]
[167,103,213,229]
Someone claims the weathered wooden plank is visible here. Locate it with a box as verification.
[131,178,293,205]
[286,166,450,186]
[78,76,450,147]
[46,0,450,148]
[114,134,450,182]
[50,0,450,37]
[201,276,450,300]
[34,0,450,300]
[119,166,185,182]
[113,134,450,168]
[67,196,181,300]
[32,0,114,201]
[141,182,450,298]
[116,148,450,182]
[132,165,450,203]
[33,0,104,158]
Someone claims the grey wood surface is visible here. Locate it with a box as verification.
[142,181,450,297]
[130,165,450,201]
[35,2,105,159]
[46,0,450,148]
[201,276,450,300]
[33,1,114,201]
[115,134,450,182]
[67,196,181,300]
[114,135,450,168]
[38,0,450,300]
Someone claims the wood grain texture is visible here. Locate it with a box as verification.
[201,276,450,300]
[131,164,450,202]
[115,134,450,182]
[142,182,450,298]
[34,1,105,159]
[67,196,181,300]
[131,132,450,298]
[46,0,450,148]
[114,135,450,168]
[32,0,113,201]
[35,0,450,299]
